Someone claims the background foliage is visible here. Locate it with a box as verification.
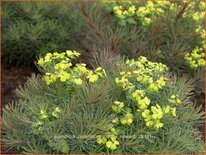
[1,2,86,65]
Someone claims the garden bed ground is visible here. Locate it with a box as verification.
[1,64,37,112]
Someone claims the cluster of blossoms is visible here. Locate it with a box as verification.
[111,1,170,28]
[189,1,205,22]
[135,1,167,27]
[97,127,119,150]
[37,51,105,153]
[97,101,134,150]
[115,56,168,92]
[131,89,177,129]
[184,47,205,69]
[113,5,137,26]
[37,52,190,151]
[96,56,183,150]
[112,101,134,126]
[191,2,205,48]
[192,11,205,22]
[168,95,181,106]
[32,107,61,131]
[115,56,177,129]
[31,106,70,153]
[38,50,107,85]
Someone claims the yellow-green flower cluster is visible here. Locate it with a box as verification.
[97,127,119,150]
[96,56,184,151]
[115,71,134,90]
[136,1,165,27]
[111,1,168,27]
[184,47,205,69]
[38,51,80,68]
[139,104,176,129]
[52,107,61,118]
[115,56,168,92]
[96,100,134,150]
[87,67,107,83]
[112,101,124,113]
[120,112,134,125]
[32,107,61,129]
[111,101,134,126]
[114,56,181,129]
[113,5,137,26]
[113,5,136,18]
[185,1,205,49]
[168,95,181,105]
[96,99,134,150]
[131,89,176,129]
[38,51,107,85]
[192,12,205,21]
[132,90,150,109]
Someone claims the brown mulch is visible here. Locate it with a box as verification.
[1,64,38,112]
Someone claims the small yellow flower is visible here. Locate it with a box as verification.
[97,135,107,144]
[87,73,99,83]
[171,107,176,117]
[106,140,119,150]
[74,78,83,85]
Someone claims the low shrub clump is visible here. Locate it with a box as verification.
[2,51,204,154]
[80,1,205,93]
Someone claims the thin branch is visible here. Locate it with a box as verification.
[79,2,104,39]
[174,1,190,25]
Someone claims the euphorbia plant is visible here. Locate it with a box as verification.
[2,51,204,154]
[80,1,205,94]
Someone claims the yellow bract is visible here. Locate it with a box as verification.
[52,107,61,118]
[120,113,134,125]
[73,79,83,85]
[111,1,169,27]
[184,47,205,69]
[96,127,119,150]
[40,109,48,119]
[151,104,163,120]
[168,94,181,105]
[97,135,107,144]
[171,107,176,117]
[32,107,61,129]
[112,101,124,113]
[106,140,119,150]
[58,71,71,82]
[87,73,99,83]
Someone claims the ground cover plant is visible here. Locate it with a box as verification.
[1,0,205,154]
[2,51,205,154]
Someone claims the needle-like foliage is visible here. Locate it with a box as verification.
[1,2,86,65]
[79,0,205,94]
[2,51,204,154]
